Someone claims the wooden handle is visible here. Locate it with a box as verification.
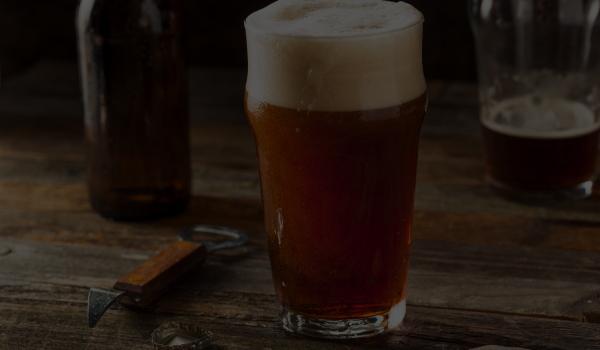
[113,241,207,307]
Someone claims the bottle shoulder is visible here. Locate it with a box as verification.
[77,0,184,36]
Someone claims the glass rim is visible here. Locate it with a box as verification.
[243,17,424,40]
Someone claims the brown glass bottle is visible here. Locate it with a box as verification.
[77,0,190,220]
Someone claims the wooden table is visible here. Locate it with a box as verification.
[1,61,599,349]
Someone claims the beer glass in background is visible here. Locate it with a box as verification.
[469,0,600,201]
[244,0,426,339]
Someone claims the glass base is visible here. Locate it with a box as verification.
[486,174,594,203]
[278,300,406,339]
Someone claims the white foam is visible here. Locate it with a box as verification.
[246,0,423,38]
[245,0,426,111]
[482,96,600,139]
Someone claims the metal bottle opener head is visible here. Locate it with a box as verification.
[88,225,249,328]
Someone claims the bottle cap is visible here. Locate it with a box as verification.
[151,322,213,349]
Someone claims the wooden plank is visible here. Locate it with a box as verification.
[2,176,598,226]
[0,158,86,184]
[0,111,596,224]
[6,226,600,287]
[0,107,483,165]
[413,211,600,253]
[0,146,599,254]
[1,293,600,349]
[194,171,600,224]
[0,162,261,201]
[3,66,593,195]
[411,239,600,285]
[191,166,261,199]
[189,124,258,171]
[418,138,484,164]
[0,114,257,162]
[0,140,596,224]
[1,189,600,255]
[2,238,600,322]
[414,183,600,223]
[0,238,274,294]
[2,272,597,335]
[0,137,489,189]
[0,114,594,195]
[0,196,267,255]
[0,136,491,200]
[2,199,600,259]
[0,182,90,212]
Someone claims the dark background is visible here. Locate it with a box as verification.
[0,0,476,81]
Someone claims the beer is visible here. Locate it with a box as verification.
[482,96,599,195]
[77,0,190,220]
[244,0,426,338]
[246,92,426,318]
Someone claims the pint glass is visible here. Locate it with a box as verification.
[469,0,600,201]
[244,0,426,338]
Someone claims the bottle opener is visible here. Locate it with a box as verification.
[87,225,249,328]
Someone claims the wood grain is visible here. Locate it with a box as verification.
[0,182,90,212]
[414,183,600,223]
[113,241,207,306]
[1,62,599,348]
[2,175,598,225]
[3,237,600,323]
[2,190,600,256]
[0,128,597,225]
[413,211,600,252]
[1,296,599,349]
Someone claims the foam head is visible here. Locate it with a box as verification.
[245,0,426,112]
[482,95,600,139]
